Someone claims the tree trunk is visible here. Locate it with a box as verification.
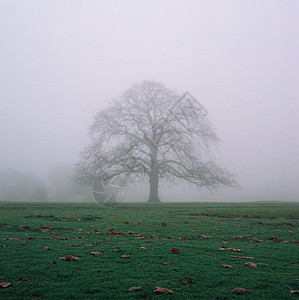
[148,158,160,203]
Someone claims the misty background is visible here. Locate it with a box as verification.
[0,0,298,202]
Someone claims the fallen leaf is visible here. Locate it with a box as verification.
[289,240,299,243]
[91,252,104,255]
[128,286,142,291]
[140,247,147,249]
[219,264,233,268]
[69,244,80,247]
[130,233,140,236]
[121,255,130,259]
[245,262,257,267]
[153,286,174,295]
[269,237,283,242]
[179,280,196,284]
[6,238,21,240]
[231,288,251,294]
[290,290,299,294]
[40,226,53,229]
[219,247,241,252]
[124,222,129,224]
[44,246,51,250]
[59,255,80,261]
[50,231,63,235]
[198,235,208,239]
[149,234,156,238]
[16,278,31,285]
[162,261,172,265]
[0,245,7,247]
[171,248,180,253]
[84,245,93,247]
[0,282,12,288]
[20,225,31,229]
[112,249,122,252]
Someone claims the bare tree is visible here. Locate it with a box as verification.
[74,81,237,202]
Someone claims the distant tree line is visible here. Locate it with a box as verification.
[0,166,90,202]
[0,169,48,202]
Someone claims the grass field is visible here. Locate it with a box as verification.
[0,201,298,299]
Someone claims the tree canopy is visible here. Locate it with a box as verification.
[74,81,237,202]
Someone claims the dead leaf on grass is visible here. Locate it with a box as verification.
[198,235,209,239]
[0,245,7,247]
[290,290,299,294]
[69,244,80,247]
[153,286,174,294]
[171,248,180,253]
[91,252,104,255]
[50,231,63,235]
[149,234,156,238]
[59,255,80,261]
[245,262,257,267]
[162,261,172,265]
[121,255,130,259]
[128,286,142,291]
[40,226,53,229]
[219,264,233,268]
[6,238,21,240]
[231,288,251,294]
[269,237,283,242]
[20,225,31,229]
[0,282,12,288]
[44,246,51,250]
[112,249,122,252]
[16,278,31,285]
[219,247,242,252]
[179,280,196,284]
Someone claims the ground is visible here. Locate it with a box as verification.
[0,201,298,299]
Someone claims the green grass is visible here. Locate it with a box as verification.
[0,201,298,299]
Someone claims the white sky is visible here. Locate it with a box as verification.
[0,0,298,201]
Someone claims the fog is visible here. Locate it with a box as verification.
[0,0,298,202]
